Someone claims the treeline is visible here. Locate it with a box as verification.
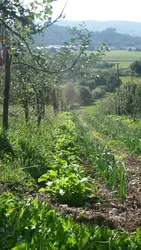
[58,20,141,37]
[34,25,141,50]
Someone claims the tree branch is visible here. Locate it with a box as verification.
[13,50,83,74]
[0,18,49,70]
[0,0,68,72]
[31,1,68,35]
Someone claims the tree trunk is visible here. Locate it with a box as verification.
[37,96,41,126]
[41,100,45,116]
[3,50,11,130]
[23,99,29,124]
[53,89,58,115]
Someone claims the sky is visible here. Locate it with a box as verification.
[52,0,141,22]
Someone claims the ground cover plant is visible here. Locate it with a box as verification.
[1,193,141,250]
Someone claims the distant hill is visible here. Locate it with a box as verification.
[33,25,70,46]
[56,20,141,37]
[33,25,141,50]
[90,28,141,49]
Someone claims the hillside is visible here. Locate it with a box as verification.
[57,20,141,37]
[91,28,141,49]
[34,25,141,50]
[33,25,70,46]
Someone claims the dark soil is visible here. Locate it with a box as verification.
[48,156,141,232]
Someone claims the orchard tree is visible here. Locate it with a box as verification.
[0,0,67,129]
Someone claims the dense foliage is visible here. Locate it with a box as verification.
[0,193,141,250]
[130,60,141,75]
[99,82,141,119]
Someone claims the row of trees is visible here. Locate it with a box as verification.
[0,0,107,129]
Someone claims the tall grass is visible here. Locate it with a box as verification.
[73,113,126,199]
[86,113,141,155]
[0,109,58,185]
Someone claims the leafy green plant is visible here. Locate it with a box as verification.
[38,163,95,206]
[0,193,141,250]
[37,113,96,206]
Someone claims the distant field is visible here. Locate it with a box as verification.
[87,50,141,68]
[111,61,132,68]
[102,50,141,62]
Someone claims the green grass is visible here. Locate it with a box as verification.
[80,103,141,157]
[85,113,141,155]
[120,76,141,85]
[111,61,132,68]
[79,104,98,115]
[103,50,141,62]
[87,50,141,62]
[0,111,130,249]
[0,111,126,200]
[104,50,141,57]
[80,102,101,115]
[73,113,126,198]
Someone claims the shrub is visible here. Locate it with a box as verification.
[79,72,121,94]
[105,73,122,92]
[94,61,115,69]
[79,86,92,105]
[91,87,105,101]
[98,82,141,119]
[130,60,141,75]
[80,79,97,91]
